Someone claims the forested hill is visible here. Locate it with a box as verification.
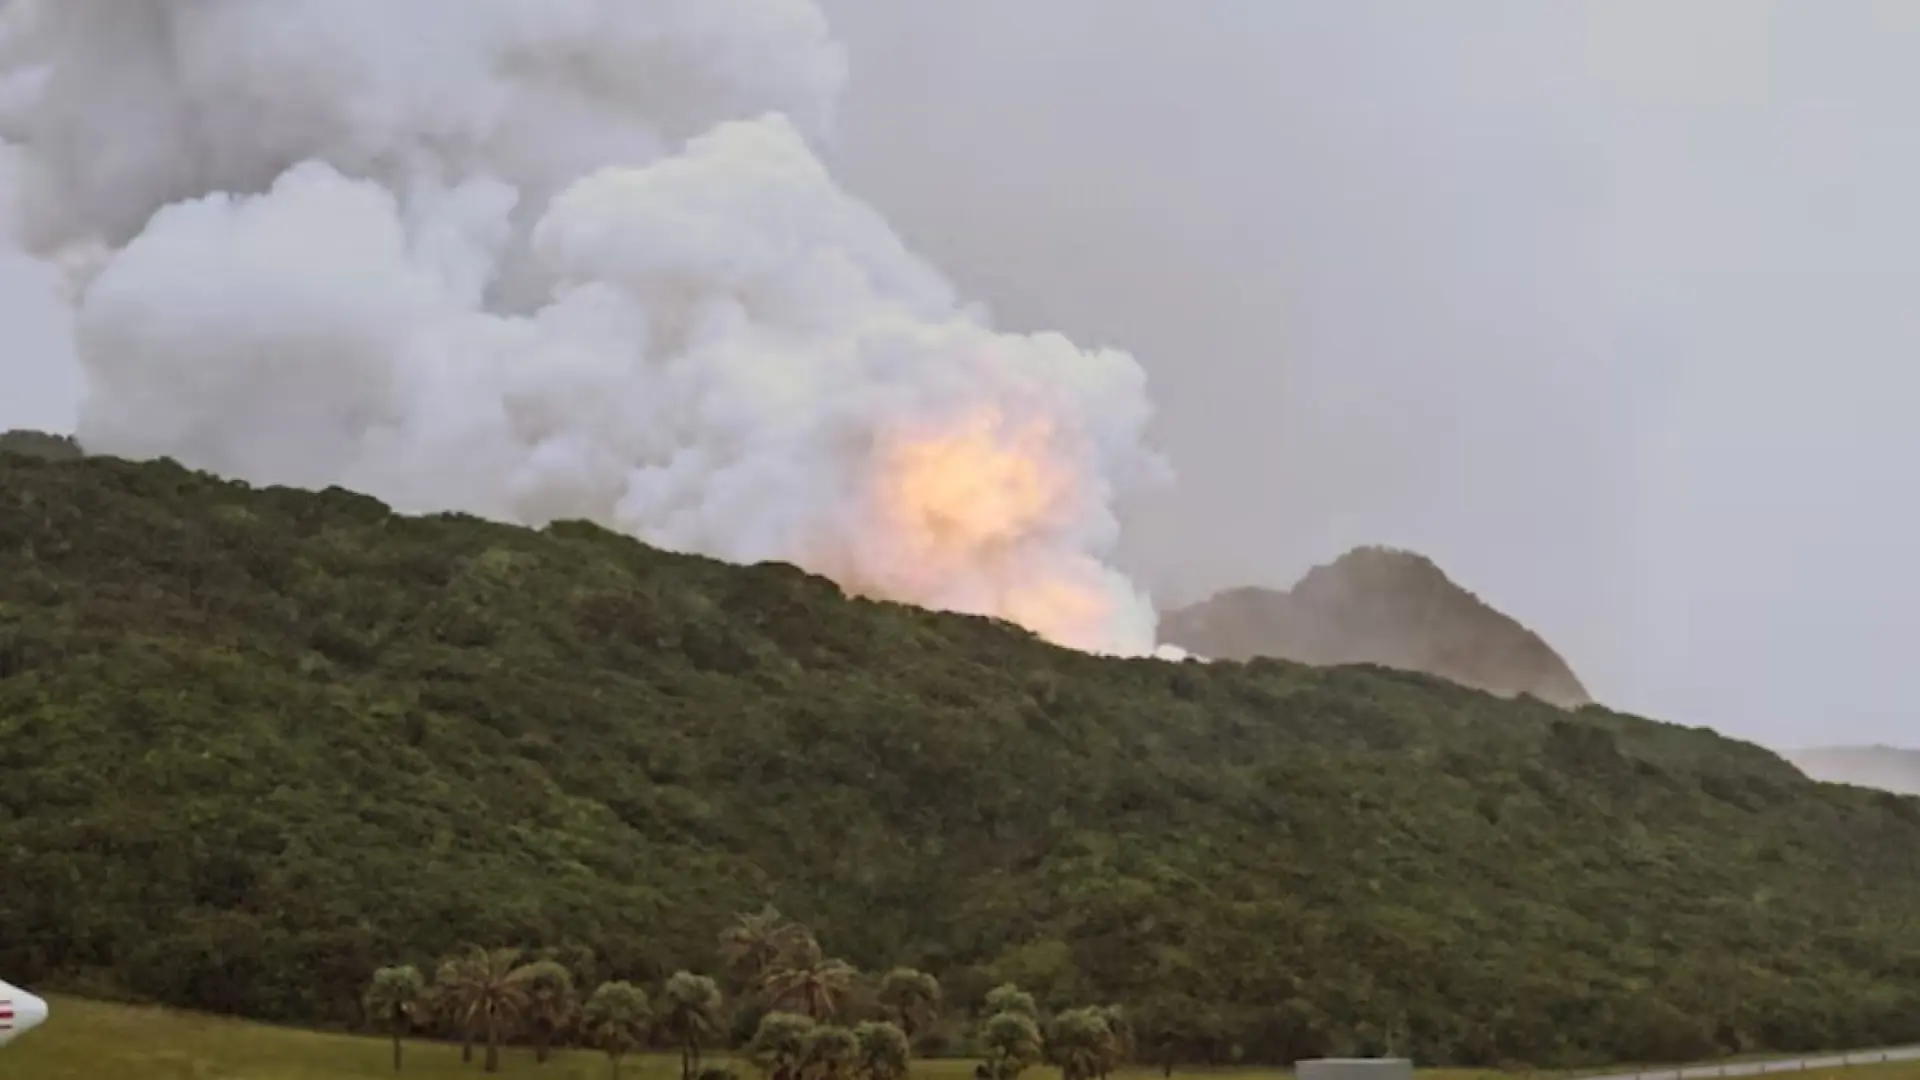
[4,450,1920,1068]
[1160,547,1591,708]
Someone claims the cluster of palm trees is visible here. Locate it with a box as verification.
[971,984,1129,1080]
[363,905,1129,1080]
[364,946,715,1076]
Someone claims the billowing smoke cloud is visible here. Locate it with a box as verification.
[0,0,1171,656]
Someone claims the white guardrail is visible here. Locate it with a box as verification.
[1588,1045,1920,1080]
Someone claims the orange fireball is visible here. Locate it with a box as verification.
[873,407,1067,568]
[843,406,1121,651]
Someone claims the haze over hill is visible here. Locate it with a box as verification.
[815,2,1920,748]
[1786,746,1920,796]
[7,450,1920,1067]
[1159,547,1591,709]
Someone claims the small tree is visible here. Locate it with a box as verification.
[583,981,653,1080]
[1047,1007,1126,1080]
[1093,1005,1131,1080]
[978,1010,1044,1080]
[1130,996,1214,1077]
[511,958,579,1065]
[853,1020,912,1080]
[435,947,533,1074]
[876,969,941,1042]
[764,938,858,1021]
[984,984,1038,1020]
[432,955,477,1065]
[363,965,428,1072]
[750,1011,818,1080]
[663,971,726,1080]
[721,905,813,991]
[804,1024,861,1080]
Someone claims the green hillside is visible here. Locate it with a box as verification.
[4,450,1920,1068]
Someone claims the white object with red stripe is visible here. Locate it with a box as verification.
[0,979,49,1047]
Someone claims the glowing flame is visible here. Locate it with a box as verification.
[831,406,1130,653]
[1000,571,1121,654]
[876,409,1066,567]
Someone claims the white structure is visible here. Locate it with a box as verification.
[0,979,49,1047]
[1297,1058,1414,1080]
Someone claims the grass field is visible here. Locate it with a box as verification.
[11,996,1920,1080]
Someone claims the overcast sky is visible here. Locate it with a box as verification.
[818,0,1920,749]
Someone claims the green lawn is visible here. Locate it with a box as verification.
[10,996,1920,1080]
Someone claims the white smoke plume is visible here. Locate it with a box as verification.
[0,0,1173,656]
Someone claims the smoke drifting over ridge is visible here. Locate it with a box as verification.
[0,1,1170,656]
[814,2,1920,748]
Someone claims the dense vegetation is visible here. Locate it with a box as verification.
[5,449,1920,1069]
[1160,547,1590,708]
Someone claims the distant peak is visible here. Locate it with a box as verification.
[1159,545,1591,708]
[0,429,85,462]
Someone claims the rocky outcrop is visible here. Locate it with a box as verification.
[1161,545,1591,708]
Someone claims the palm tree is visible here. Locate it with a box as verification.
[978,1011,1043,1080]
[749,1011,818,1080]
[1047,1008,1122,1080]
[984,983,1038,1020]
[803,1024,860,1080]
[583,981,653,1080]
[435,946,533,1074]
[433,955,479,1064]
[763,940,858,1021]
[720,904,812,990]
[509,958,578,1065]
[661,970,725,1080]
[1092,1005,1131,1080]
[876,969,941,1042]
[852,1020,911,1080]
[363,965,428,1072]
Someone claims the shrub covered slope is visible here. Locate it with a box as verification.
[3,451,1920,1067]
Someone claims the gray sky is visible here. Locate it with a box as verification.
[818,0,1920,749]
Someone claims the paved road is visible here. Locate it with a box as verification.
[1588,1045,1920,1080]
